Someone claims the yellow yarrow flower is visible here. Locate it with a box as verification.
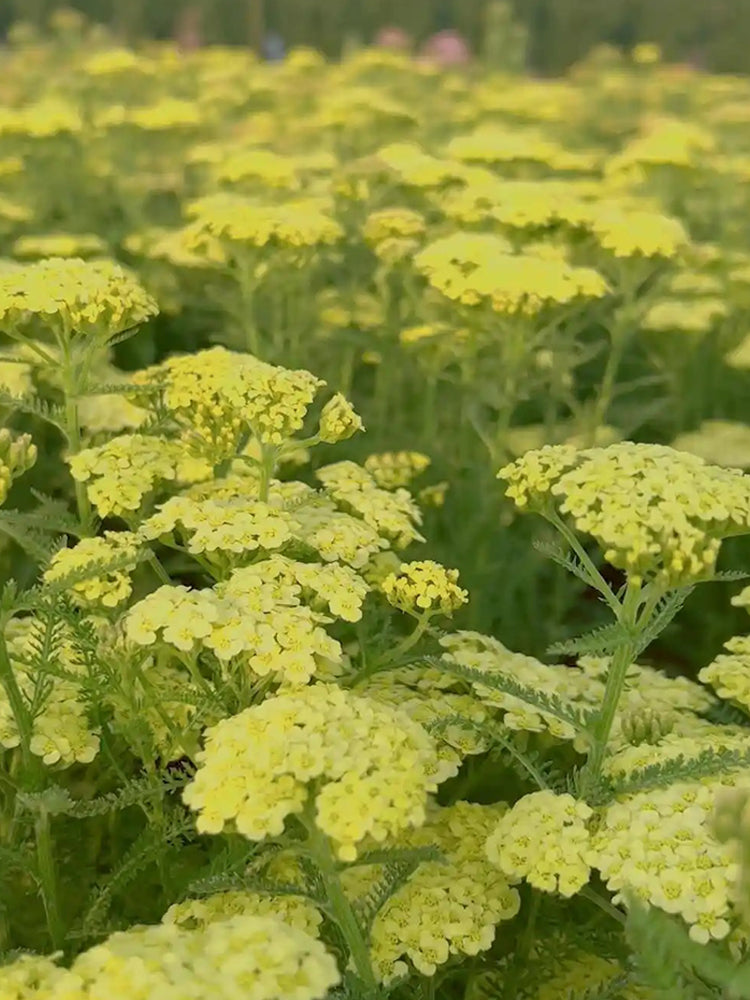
[134,347,323,458]
[486,790,593,897]
[318,393,364,444]
[62,915,339,1000]
[415,233,608,314]
[0,257,157,343]
[382,560,467,617]
[43,531,141,608]
[365,451,431,489]
[183,682,444,860]
[499,442,750,586]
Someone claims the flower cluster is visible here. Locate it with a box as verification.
[69,434,210,518]
[32,915,340,1000]
[486,790,593,897]
[0,257,157,341]
[364,451,431,489]
[345,802,520,982]
[316,460,423,548]
[317,393,364,444]
[133,346,324,457]
[184,194,343,250]
[43,530,141,608]
[414,233,609,315]
[183,682,445,860]
[589,780,740,944]
[499,442,750,585]
[382,559,468,617]
[163,889,323,939]
[0,430,37,505]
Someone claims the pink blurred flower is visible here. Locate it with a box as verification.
[375,26,412,51]
[420,29,471,66]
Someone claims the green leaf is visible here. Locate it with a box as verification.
[80,812,195,937]
[0,392,66,433]
[428,655,594,734]
[602,746,750,804]
[352,848,440,936]
[548,622,636,657]
[634,588,694,656]
[534,538,599,591]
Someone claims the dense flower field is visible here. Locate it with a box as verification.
[3,13,750,1000]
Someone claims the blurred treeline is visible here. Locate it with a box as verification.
[3,0,750,73]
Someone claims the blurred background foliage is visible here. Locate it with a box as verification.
[2,0,750,74]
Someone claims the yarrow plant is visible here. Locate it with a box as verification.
[5,21,750,1000]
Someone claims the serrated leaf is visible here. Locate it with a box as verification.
[602,745,750,804]
[427,655,594,734]
[634,587,694,656]
[534,538,598,590]
[80,813,194,936]
[548,621,636,657]
[0,392,66,432]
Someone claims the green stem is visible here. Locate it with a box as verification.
[303,814,380,998]
[61,361,94,536]
[0,628,34,776]
[548,512,620,616]
[383,613,432,666]
[588,326,628,445]
[258,444,277,502]
[146,551,172,586]
[580,580,642,795]
[35,808,65,951]
[579,885,626,926]
[504,890,540,1000]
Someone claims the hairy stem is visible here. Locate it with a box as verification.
[35,807,65,951]
[304,814,380,997]
[580,580,642,795]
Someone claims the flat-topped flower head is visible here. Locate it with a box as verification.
[589,780,739,944]
[316,460,424,549]
[184,193,343,250]
[383,560,468,617]
[0,257,157,343]
[12,232,108,260]
[584,206,688,258]
[365,451,431,489]
[415,233,608,315]
[183,682,444,860]
[69,434,210,518]
[43,531,141,608]
[134,347,323,460]
[499,442,750,586]
[64,914,339,1000]
[343,802,520,983]
[486,790,593,897]
[699,636,750,714]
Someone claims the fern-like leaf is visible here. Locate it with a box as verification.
[426,655,594,734]
[602,746,750,804]
[633,587,694,656]
[80,813,195,936]
[534,538,600,591]
[41,547,146,596]
[353,849,439,936]
[0,392,66,432]
[0,510,60,565]
[548,622,636,658]
[626,897,735,998]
